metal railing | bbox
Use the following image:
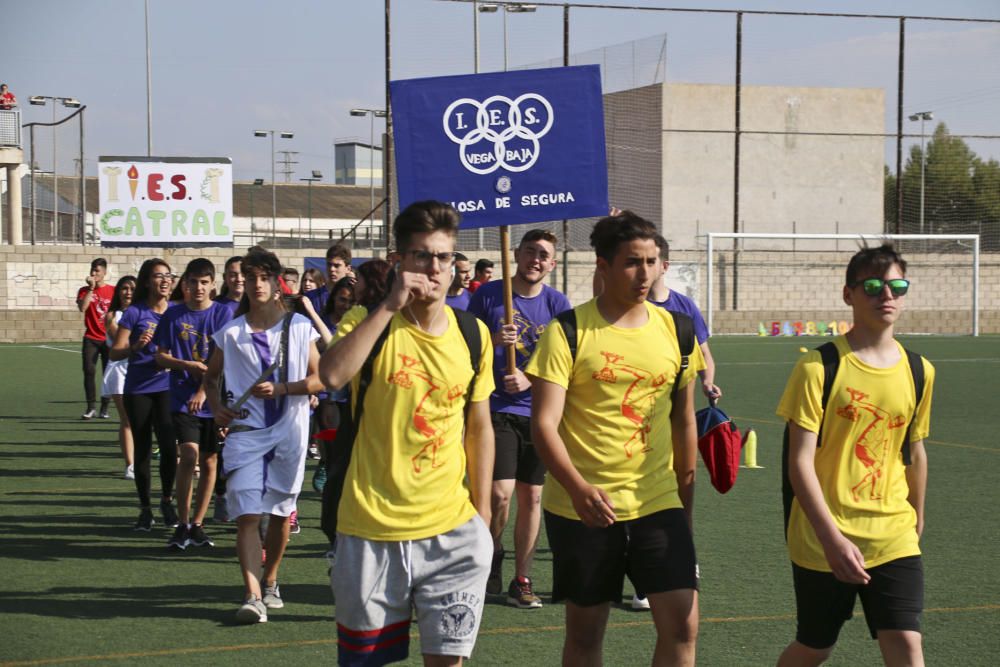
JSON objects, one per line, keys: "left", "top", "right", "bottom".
{"left": 0, "top": 108, "right": 21, "bottom": 148}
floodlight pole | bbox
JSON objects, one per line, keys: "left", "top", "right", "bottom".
{"left": 909, "top": 111, "right": 933, "bottom": 235}
{"left": 254, "top": 129, "right": 294, "bottom": 244}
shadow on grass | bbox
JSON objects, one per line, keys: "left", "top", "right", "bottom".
{"left": 0, "top": 583, "right": 333, "bottom": 624}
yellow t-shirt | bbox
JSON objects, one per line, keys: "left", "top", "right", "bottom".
{"left": 333, "top": 305, "right": 495, "bottom": 541}
{"left": 525, "top": 299, "right": 705, "bottom": 521}
{"left": 776, "top": 335, "right": 935, "bottom": 571}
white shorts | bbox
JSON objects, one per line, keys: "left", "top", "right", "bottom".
{"left": 332, "top": 515, "right": 492, "bottom": 664}
{"left": 102, "top": 360, "right": 128, "bottom": 397}
{"left": 225, "top": 456, "right": 299, "bottom": 519}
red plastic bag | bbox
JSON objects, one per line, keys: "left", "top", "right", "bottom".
{"left": 695, "top": 405, "right": 742, "bottom": 494}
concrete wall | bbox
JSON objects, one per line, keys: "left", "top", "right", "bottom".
{"left": 1, "top": 245, "right": 996, "bottom": 342}
{"left": 660, "top": 83, "right": 885, "bottom": 249}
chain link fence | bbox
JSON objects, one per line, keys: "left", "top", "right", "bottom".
{"left": 388, "top": 1, "right": 1000, "bottom": 255}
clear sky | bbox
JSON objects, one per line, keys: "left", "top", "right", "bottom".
{"left": 4, "top": 0, "right": 999, "bottom": 181}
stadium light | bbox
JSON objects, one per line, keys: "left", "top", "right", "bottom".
{"left": 28, "top": 95, "right": 84, "bottom": 241}
{"left": 908, "top": 111, "right": 934, "bottom": 235}
{"left": 348, "top": 108, "right": 386, "bottom": 228}
{"left": 253, "top": 129, "right": 294, "bottom": 242}
{"left": 478, "top": 2, "right": 537, "bottom": 71}
{"left": 300, "top": 170, "right": 324, "bottom": 236}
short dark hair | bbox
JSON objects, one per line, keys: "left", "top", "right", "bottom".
{"left": 282, "top": 267, "right": 299, "bottom": 278}
{"left": 224, "top": 256, "right": 242, "bottom": 272}
{"left": 846, "top": 243, "right": 907, "bottom": 286}
{"left": 475, "top": 258, "right": 494, "bottom": 274}
{"left": 654, "top": 235, "right": 669, "bottom": 261}
{"left": 241, "top": 247, "right": 282, "bottom": 279}
{"left": 520, "top": 229, "right": 557, "bottom": 248}
{"left": 393, "top": 200, "right": 460, "bottom": 252}
{"left": 453, "top": 252, "right": 469, "bottom": 263}
{"left": 589, "top": 210, "right": 658, "bottom": 261}
{"left": 182, "top": 257, "right": 215, "bottom": 281}
{"left": 91, "top": 258, "right": 107, "bottom": 271}
{"left": 326, "top": 243, "right": 352, "bottom": 263}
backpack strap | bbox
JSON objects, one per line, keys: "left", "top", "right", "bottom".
{"left": 555, "top": 309, "right": 578, "bottom": 362}
{"left": 352, "top": 316, "right": 393, "bottom": 428}
{"left": 669, "top": 311, "right": 695, "bottom": 401}
{"left": 783, "top": 340, "right": 839, "bottom": 540}
{"left": 815, "top": 341, "right": 840, "bottom": 448}
{"left": 278, "top": 312, "right": 293, "bottom": 385}
{"left": 452, "top": 308, "right": 483, "bottom": 413}
{"left": 901, "top": 348, "right": 926, "bottom": 466}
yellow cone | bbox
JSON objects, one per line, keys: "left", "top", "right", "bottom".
{"left": 743, "top": 428, "right": 764, "bottom": 469}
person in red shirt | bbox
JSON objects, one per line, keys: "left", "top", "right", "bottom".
{"left": 77, "top": 258, "right": 116, "bottom": 419}
{"left": 0, "top": 84, "right": 16, "bottom": 110}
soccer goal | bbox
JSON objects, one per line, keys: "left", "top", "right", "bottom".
{"left": 705, "top": 233, "right": 981, "bottom": 336}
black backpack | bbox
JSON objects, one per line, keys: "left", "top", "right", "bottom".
{"left": 320, "top": 308, "right": 483, "bottom": 544}
{"left": 781, "top": 341, "right": 926, "bottom": 538}
{"left": 554, "top": 307, "right": 696, "bottom": 401}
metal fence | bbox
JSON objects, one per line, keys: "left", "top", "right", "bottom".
{"left": 386, "top": 1, "right": 1000, "bottom": 256}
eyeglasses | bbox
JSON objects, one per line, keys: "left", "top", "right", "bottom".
{"left": 852, "top": 277, "right": 910, "bottom": 297}
{"left": 404, "top": 250, "right": 455, "bottom": 269}
{"left": 151, "top": 272, "right": 177, "bottom": 281}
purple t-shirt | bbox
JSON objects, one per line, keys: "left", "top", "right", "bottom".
{"left": 215, "top": 295, "right": 241, "bottom": 319}
{"left": 649, "top": 290, "right": 709, "bottom": 344}
{"left": 154, "top": 301, "right": 233, "bottom": 416}
{"left": 445, "top": 290, "right": 471, "bottom": 311}
{"left": 305, "top": 285, "right": 329, "bottom": 317}
{"left": 468, "top": 280, "right": 571, "bottom": 416}
{"left": 119, "top": 303, "right": 169, "bottom": 394}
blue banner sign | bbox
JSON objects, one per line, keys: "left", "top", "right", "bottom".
{"left": 390, "top": 65, "right": 608, "bottom": 229}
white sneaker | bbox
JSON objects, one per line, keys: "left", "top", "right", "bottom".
{"left": 262, "top": 582, "right": 284, "bottom": 609}
{"left": 235, "top": 597, "right": 267, "bottom": 624}
{"left": 631, "top": 594, "right": 651, "bottom": 611}
{"left": 124, "top": 464, "right": 135, "bottom": 480}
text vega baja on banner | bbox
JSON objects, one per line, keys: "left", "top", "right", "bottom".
{"left": 391, "top": 65, "right": 608, "bottom": 228}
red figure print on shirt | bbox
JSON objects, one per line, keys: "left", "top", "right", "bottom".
{"left": 835, "top": 387, "right": 907, "bottom": 502}
{"left": 592, "top": 351, "right": 669, "bottom": 458}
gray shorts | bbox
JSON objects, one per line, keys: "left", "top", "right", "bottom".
{"left": 331, "top": 514, "right": 492, "bottom": 663}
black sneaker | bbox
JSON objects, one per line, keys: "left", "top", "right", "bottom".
{"left": 167, "top": 524, "right": 189, "bottom": 550}
{"left": 486, "top": 548, "right": 504, "bottom": 595}
{"left": 187, "top": 523, "right": 214, "bottom": 547}
{"left": 152, "top": 446, "right": 160, "bottom": 461}
{"left": 160, "top": 500, "right": 179, "bottom": 528}
{"left": 98, "top": 410, "right": 110, "bottom": 419}
{"left": 133, "top": 507, "right": 155, "bottom": 531}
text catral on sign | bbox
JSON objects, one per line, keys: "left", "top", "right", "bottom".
{"left": 390, "top": 65, "right": 608, "bottom": 229}
{"left": 98, "top": 156, "right": 233, "bottom": 246}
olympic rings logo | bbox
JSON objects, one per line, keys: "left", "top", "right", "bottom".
{"left": 442, "top": 93, "right": 554, "bottom": 175}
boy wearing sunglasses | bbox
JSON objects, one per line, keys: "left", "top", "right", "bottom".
{"left": 776, "top": 244, "right": 935, "bottom": 666}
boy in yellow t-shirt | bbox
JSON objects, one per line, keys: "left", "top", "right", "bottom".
{"left": 318, "top": 201, "right": 495, "bottom": 667}
{"left": 776, "top": 244, "right": 934, "bottom": 666}
{"left": 526, "top": 211, "right": 704, "bottom": 666}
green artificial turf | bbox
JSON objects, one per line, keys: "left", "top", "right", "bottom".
{"left": 1, "top": 336, "right": 997, "bottom": 665}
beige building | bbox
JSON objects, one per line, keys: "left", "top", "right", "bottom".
{"left": 605, "top": 82, "right": 886, "bottom": 249}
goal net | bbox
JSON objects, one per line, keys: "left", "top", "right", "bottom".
{"left": 705, "top": 233, "right": 981, "bottom": 336}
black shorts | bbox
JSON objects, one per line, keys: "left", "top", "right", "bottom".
{"left": 172, "top": 412, "right": 220, "bottom": 455}
{"left": 792, "top": 555, "right": 923, "bottom": 649}
{"left": 545, "top": 508, "right": 698, "bottom": 606}
{"left": 491, "top": 412, "right": 545, "bottom": 485}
